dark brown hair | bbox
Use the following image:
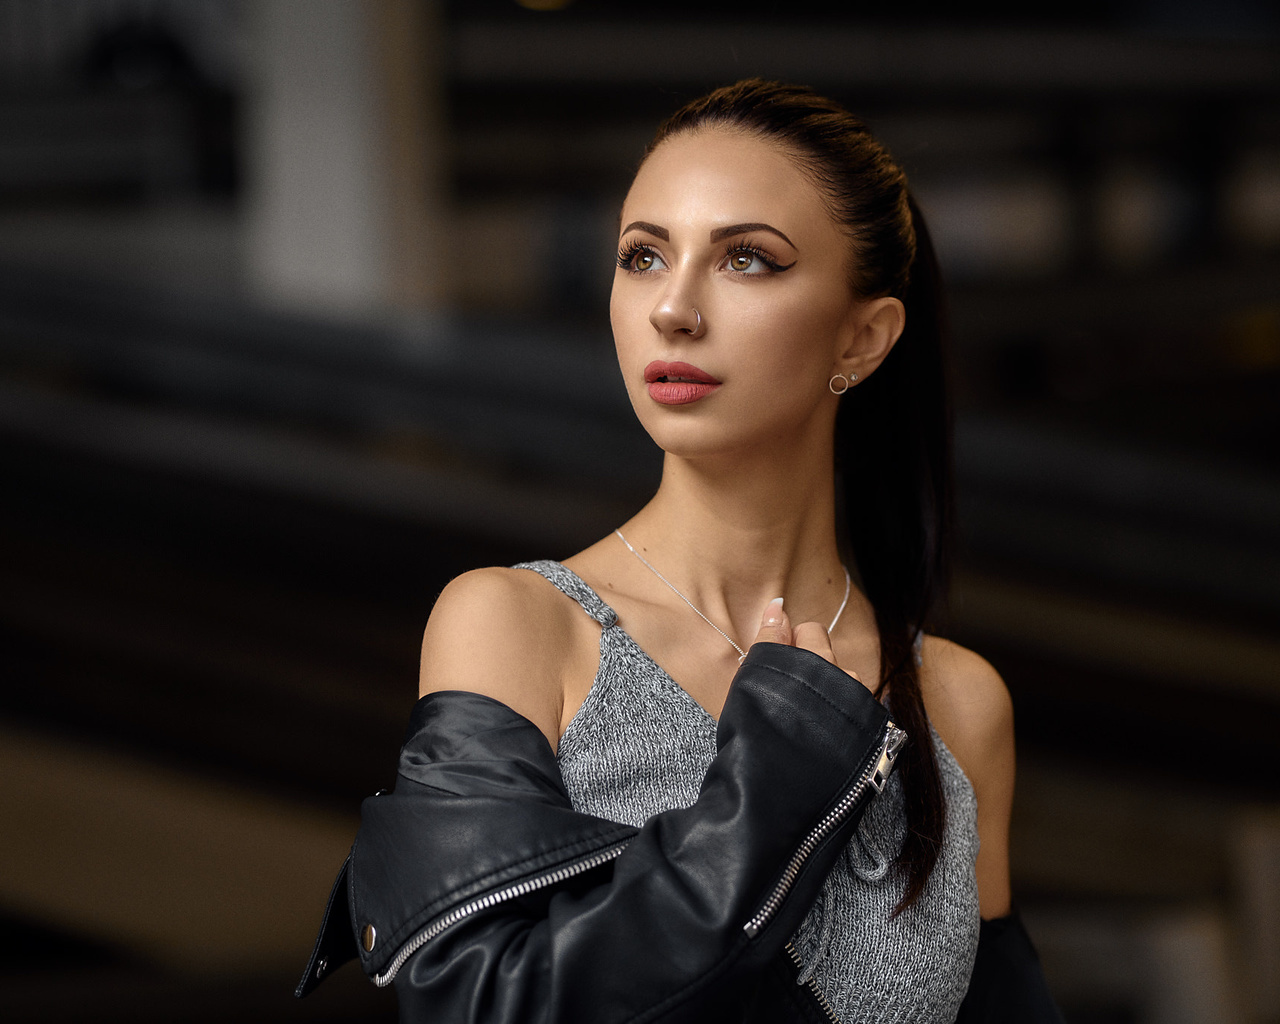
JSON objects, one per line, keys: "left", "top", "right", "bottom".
{"left": 646, "top": 79, "right": 953, "bottom": 913}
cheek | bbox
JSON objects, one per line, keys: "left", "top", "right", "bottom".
{"left": 610, "top": 276, "right": 647, "bottom": 330}
{"left": 608, "top": 281, "right": 623, "bottom": 336}
{"left": 610, "top": 288, "right": 640, "bottom": 368}
{"left": 610, "top": 284, "right": 654, "bottom": 408}
{"left": 732, "top": 288, "right": 847, "bottom": 377}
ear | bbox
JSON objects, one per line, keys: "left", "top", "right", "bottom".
{"left": 835, "top": 296, "right": 905, "bottom": 381}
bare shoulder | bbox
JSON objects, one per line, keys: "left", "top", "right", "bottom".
{"left": 419, "top": 566, "right": 585, "bottom": 750}
{"left": 917, "top": 636, "right": 1015, "bottom": 794}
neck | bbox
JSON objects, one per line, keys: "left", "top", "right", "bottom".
{"left": 619, "top": 441, "right": 854, "bottom": 645}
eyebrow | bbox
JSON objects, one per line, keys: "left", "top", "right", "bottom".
{"left": 620, "top": 220, "right": 668, "bottom": 240}
{"left": 619, "top": 220, "right": 797, "bottom": 250}
{"left": 709, "top": 222, "right": 797, "bottom": 248}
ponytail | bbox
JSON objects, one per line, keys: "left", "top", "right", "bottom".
{"left": 837, "top": 195, "right": 953, "bottom": 912}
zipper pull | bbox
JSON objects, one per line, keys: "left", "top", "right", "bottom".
{"left": 869, "top": 724, "right": 907, "bottom": 795}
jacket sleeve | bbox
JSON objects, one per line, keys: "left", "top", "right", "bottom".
{"left": 361, "top": 642, "right": 895, "bottom": 1024}
{"left": 953, "top": 913, "right": 1066, "bottom": 1024}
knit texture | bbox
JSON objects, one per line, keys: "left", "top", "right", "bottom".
{"left": 520, "top": 560, "right": 980, "bottom": 1022}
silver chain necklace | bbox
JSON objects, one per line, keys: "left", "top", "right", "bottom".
{"left": 614, "top": 529, "right": 852, "bottom": 664}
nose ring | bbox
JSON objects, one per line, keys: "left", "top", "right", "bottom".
{"left": 689, "top": 307, "right": 705, "bottom": 338}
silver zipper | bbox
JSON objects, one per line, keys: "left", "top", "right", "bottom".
{"left": 742, "top": 722, "right": 907, "bottom": 940}
{"left": 785, "top": 940, "right": 842, "bottom": 1023}
{"left": 373, "top": 839, "right": 630, "bottom": 986}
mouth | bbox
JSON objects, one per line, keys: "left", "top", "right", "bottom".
{"left": 644, "top": 361, "right": 721, "bottom": 385}
{"left": 643, "top": 360, "right": 721, "bottom": 406}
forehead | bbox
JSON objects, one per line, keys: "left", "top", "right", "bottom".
{"left": 621, "top": 128, "right": 834, "bottom": 235}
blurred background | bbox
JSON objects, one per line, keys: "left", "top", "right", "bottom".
{"left": 0, "top": 1, "right": 1277, "bottom": 1021}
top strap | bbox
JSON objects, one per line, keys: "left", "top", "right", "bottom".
{"left": 515, "top": 560, "right": 619, "bottom": 628}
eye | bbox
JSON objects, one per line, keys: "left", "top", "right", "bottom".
{"left": 726, "top": 249, "right": 767, "bottom": 274}
{"left": 722, "top": 243, "right": 794, "bottom": 276}
{"left": 617, "top": 242, "right": 666, "bottom": 273}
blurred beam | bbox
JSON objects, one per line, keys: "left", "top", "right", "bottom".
{"left": 450, "top": 23, "right": 1280, "bottom": 94}
{"left": 0, "top": 378, "right": 637, "bottom": 553}
{"left": 0, "top": 721, "right": 357, "bottom": 974}
{"left": 953, "top": 571, "right": 1280, "bottom": 701}
{"left": 1012, "top": 758, "right": 1231, "bottom": 902}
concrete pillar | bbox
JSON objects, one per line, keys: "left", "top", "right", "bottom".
{"left": 1137, "top": 909, "right": 1246, "bottom": 1024}
{"left": 1234, "top": 811, "right": 1280, "bottom": 1022}
{"left": 243, "top": 0, "right": 447, "bottom": 319}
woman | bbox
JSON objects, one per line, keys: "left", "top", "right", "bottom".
{"left": 298, "top": 79, "right": 1062, "bottom": 1022}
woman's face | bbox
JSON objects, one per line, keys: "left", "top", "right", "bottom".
{"left": 610, "top": 128, "right": 867, "bottom": 461}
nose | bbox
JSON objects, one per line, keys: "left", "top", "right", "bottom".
{"left": 649, "top": 297, "right": 705, "bottom": 339}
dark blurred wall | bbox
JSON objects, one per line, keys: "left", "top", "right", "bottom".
{"left": 0, "top": 3, "right": 1278, "bottom": 1023}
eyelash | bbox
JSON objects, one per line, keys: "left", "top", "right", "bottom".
{"left": 616, "top": 240, "right": 653, "bottom": 273}
{"left": 614, "top": 239, "right": 793, "bottom": 274}
{"left": 723, "top": 241, "right": 789, "bottom": 273}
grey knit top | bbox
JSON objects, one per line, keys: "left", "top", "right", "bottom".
{"left": 520, "top": 560, "right": 981, "bottom": 1023}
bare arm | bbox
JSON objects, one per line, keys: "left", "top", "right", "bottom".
{"left": 920, "top": 637, "right": 1015, "bottom": 920}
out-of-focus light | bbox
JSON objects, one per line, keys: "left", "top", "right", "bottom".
{"left": 916, "top": 173, "right": 1073, "bottom": 280}
{"left": 515, "top": 0, "right": 574, "bottom": 10}
{"left": 1225, "top": 150, "right": 1280, "bottom": 251}
{"left": 1095, "top": 163, "right": 1193, "bottom": 271}
{"left": 1222, "top": 307, "right": 1280, "bottom": 371}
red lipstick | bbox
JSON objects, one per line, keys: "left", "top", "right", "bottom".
{"left": 643, "top": 361, "right": 721, "bottom": 405}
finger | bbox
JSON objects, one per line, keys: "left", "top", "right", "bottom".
{"left": 751, "top": 597, "right": 792, "bottom": 647}
{"left": 792, "top": 621, "right": 836, "bottom": 665}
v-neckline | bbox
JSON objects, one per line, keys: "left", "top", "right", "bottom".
{"left": 611, "top": 623, "right": 722, "bottom": 726}
{"left": 547, "top": 560, "right": 723, "bottom": 728}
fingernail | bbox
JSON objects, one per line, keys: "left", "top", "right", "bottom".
{"left": 763, "top": 597, "right": 785, "bottom": 626}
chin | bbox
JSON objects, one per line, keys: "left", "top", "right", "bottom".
{"left": 639, "top": 418, "right": 765, "bottom": 463}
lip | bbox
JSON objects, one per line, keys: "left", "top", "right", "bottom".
{"left": 643, "top": 361, "right": 721, "bottom": 385}
{"left": 643, "top": 360, "right": 722, "bottom": 406}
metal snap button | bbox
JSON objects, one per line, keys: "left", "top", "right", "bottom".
{"left": 361, "top": 923, "right": 377, "bottom": 951}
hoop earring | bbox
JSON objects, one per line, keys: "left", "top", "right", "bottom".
{"left": 828, "top": 372, "right": 860, "bottom": 395}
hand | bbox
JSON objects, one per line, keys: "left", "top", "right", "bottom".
{"left": 751, "top": 598, "right": 864, "bottom": 686}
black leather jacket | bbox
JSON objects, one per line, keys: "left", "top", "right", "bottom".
{"left": 298, "top": 642, "right": 904, "bottom": 1022}
{"left": 296, "top": 641, "right": 1063, "bottom": 1023}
